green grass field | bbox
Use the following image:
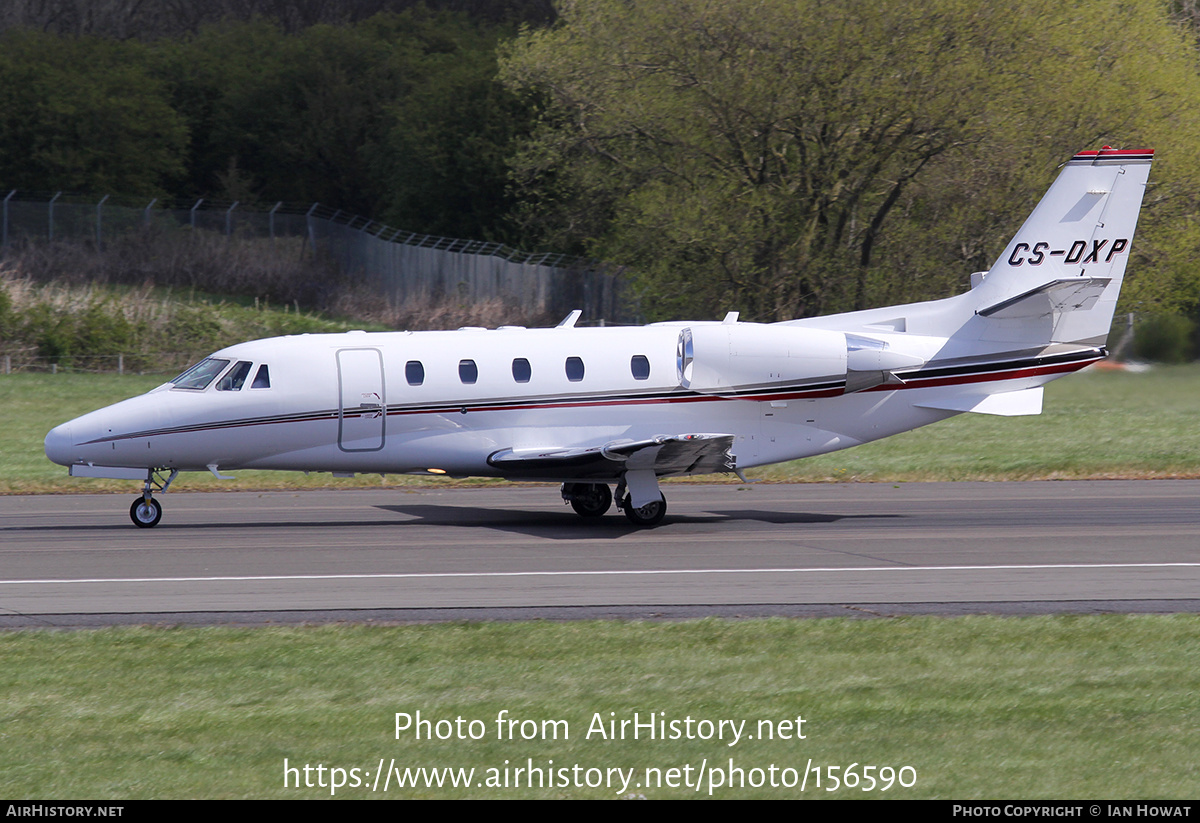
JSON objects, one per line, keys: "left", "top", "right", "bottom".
{"left": 3, "top": 365, "right": 1199, "bottom": 799}
{"left": 5, "top": 363, "right": 1200, "bottom": 493}
{"left": 2, "top": 616, "right": 1199, "bottom": 799}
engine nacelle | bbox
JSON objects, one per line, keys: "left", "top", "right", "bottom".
{"left": 677, "top": 324, "right": 848, "bottom": 394}
{"left": 676, "top": 324, "right": 926, "bottom": 396}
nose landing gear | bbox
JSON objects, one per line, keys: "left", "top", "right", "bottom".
{"left": 129, "top": 468, "right": 177, "bottom": 528}
{"left": 130, "top": 497, "right": 162, "bottom": 528}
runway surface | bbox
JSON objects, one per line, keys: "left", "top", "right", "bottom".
{"left": 1, "top": 480, "right": 1197, "bottom": 626}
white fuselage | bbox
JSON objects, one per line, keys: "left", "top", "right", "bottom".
{"left": 43, "top": 319, "right": 1093, "bottom": 482}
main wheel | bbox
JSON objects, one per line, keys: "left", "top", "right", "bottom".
{"left": 564, "top": 483, "right": 613, "bottom": 517}
{"left": 130, "top": 497, "right": 162, "bottom": 528}
{"left": 622, "top": 494, "right": 666, "bottom": 527}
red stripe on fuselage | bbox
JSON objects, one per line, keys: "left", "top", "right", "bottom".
{"left": 83, "top": 352, "right": 1101, "bottom": 444}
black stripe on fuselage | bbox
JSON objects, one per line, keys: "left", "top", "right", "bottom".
{"left": 79, "top": 347, "right": 1103, "bottom": 445}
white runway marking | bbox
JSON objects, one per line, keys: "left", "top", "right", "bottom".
{"left": 5, "top": 561, "right": 1200, "bottom": 586}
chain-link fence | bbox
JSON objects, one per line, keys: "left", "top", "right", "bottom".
{"left": 1, "top": 191, "right": 628, "bottom": 323}
{"left": 1, "top": 351, "right": 195, "bottom": 376}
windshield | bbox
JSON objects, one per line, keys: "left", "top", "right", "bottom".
{"left": 171, "top": 358, "right": 231, "bottom": 390}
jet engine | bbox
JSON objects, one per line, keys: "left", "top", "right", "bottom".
{"left": 676, "top": 324, "right": 923, "bottom": 396}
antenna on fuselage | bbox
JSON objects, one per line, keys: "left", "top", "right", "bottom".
{"left": 557, "top": 309, "right": 582, "bottom": 328}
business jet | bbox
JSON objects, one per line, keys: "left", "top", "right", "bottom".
{"left": 44, "top": 147, "right": 1153, "bottom": 528}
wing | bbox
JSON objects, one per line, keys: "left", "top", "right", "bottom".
{"left": 486, "top": 433, "right": 735, "bottom": 481}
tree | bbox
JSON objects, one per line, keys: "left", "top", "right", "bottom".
{"left": 158, "top": 10, "right": 531, "bottom": 237}
{"left": 0, "top": 30, "right": 187, "bottom": 196}
{"left": 501, "top": 0, "right": 1200, "bottom": 321}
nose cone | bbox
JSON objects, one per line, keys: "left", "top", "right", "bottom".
{"left": 44, "top": 422, "right": 76, "bottom": 466}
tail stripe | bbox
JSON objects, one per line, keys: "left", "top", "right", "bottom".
{"left": 1069, "top": 148, "right": 1153, "bottom": 164}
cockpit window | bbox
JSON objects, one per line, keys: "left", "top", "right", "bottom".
{"left": 171, "top": 358, "right": 231, "bottom": 390}
{"left": 251, "top": 364, "right": 271, "bottom": 389}
{"left": 217, "top": 361, "right": 254, "bottom": 391}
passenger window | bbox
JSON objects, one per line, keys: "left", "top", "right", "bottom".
{"left": 406, "top": 361, "right": 425, "bottom": 386}
{"left": 631, "top": 355, "right": 650, "bottom": 380}
{"left": 251, "top": 364, "right": 271, "bottom": 389}
{"left": 512, "top": 358, "right": 531, "bottom": 383}
{"left": 459, "top": 359, "right": 478, "bottom": 384}
{"left": 565, "top": 356, "right": 585, "bottom": 382}
{"left": 217, "top": 360, "right": 253, "bottom": 391}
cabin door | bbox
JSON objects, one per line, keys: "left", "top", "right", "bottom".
{"left": 337, "top": 348, "right": 385, "bottom": 452}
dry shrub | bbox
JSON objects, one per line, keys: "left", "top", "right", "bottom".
{"left": 328, "top": 286, "right": 554, "bottom": 330}
{"left": 3, "top": 228, "right": 344, "bottom": 309}
{"left": 0, "top": 236, "right": 568, "bottom": 374}
{"left": 2, "top": 231, "right": 560, "bottom": 332}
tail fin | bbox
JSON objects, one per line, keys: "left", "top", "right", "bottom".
{"left": 972, "top": 148, "right": 1153, "bottom": 346}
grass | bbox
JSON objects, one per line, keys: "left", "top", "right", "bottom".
{"left": 1, "top": 616, "right": 1198, "bottom": 799}
{"left": 5, "top": 368, "right": 1200, "bottom": 798}
{"left": 5, "top": 363, "right": 1200, "bottom": 493}
{"left": 758, "top": 362, "right": 1200, "bottom": 482}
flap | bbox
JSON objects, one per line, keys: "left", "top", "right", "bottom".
{"left": 487, "top": 433, "right": 735, "bottom": 479}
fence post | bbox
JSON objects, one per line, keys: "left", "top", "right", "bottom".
{"left": 143, "top": 198, "right": 157, "bottom": 228}
{"left": 190, "top": 199, "right": 203, "bottom": 229}
{"left": 306, "top": 203, "right": 320, "bottom": 257}
{"left": 225, "top": 201, "right": 238, "bottom": 236}
{"left": 96, "top": 194, "right": 109, "bottom": 249}
{"left": 2, "top": 190, "right": 14, "bottom": 248}
{"left": 48, "top": 191, "right": 61, "bottom": 241}
{"left": 269, "top": 201, "right": 282, "bottom": 243}
{"left": 118, "top": 354, "right": 124, "bottom": 375}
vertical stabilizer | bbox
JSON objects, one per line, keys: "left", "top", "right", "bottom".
{"left": 973, "top": 148, "right": 1153, "bottom": 346}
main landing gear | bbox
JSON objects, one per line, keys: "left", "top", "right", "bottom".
{"left": 561, "top": 482, "right": 612, "bottom": 517}
{"left": 560, "top": 480, "right": 668, "bottom": 527}
{"left": 130, "top": 468, "right": 178, "bottom": 528}
{"left": 619, "top": 493, "right": 667, "bottom": 527}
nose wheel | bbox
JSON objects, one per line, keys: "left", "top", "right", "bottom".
{"left": 127, "top": 468, "right": 176, "bottom": 528}
{"left": 130, "top": 497, "right": 163, "bottom": 528}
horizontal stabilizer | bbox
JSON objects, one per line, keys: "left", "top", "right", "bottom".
{"left": 915, "top": 386, "right": 1043, "bottom": 417}
{"left": 977, "top": 278, "right": 1111, "bottom": 319}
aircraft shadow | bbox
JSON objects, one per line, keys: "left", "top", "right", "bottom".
{"left": 5, "top": 506, "right": 899, "bottom": 539}
{"left": 369, "top": 504, "right": 900, "bottom": 540}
